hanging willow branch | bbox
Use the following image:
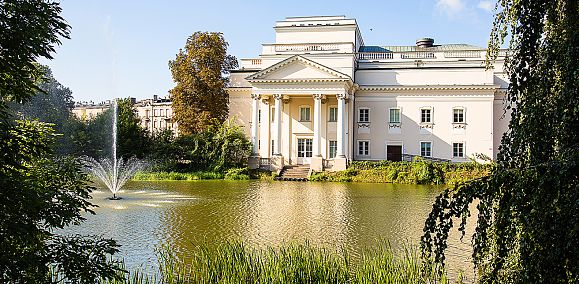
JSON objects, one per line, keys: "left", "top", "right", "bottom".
{"left": 421, "top": 0, "right": 579, "bottom": 282}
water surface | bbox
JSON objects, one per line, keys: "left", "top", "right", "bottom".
{"left": 59, "top": 180, "right": 474, "bottom": 277}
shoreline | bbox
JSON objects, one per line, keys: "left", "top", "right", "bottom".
{"left": 133, "top": 160, "right": 490, "bottom": 186}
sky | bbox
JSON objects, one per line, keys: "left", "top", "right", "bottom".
{"left": 40, "top": 0, "right": 497, "bottom": 103}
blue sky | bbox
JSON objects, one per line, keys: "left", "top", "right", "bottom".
{"left": 41, "top": 0, "right": 497, "bottom": 102}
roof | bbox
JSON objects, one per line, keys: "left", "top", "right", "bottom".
{"left": 359, "top": 44, "right": 484, "bottom": 53}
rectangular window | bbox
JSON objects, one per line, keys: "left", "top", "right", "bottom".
{"left": 358, "top": 140, "right": 369, "bottom": 156}
{"left": 389, "top": 108, "right": 401, "bottom": 123}
{"left": 420, "top": 142, "right": 432, "bottom": 157}
{"left": 258, "top": 109, "right": 262, "bottom": 123}
{"left": 421, "top": 108, "right": 432, "bottom": 123}
{"left": 328, "top": 107, "right": 338, "bottom": 122}
{"left": 453, "top": 108, "right": 464, "bottom": 123}
{"left": 453, "top": 142, "right": 464, "bottom": 158}
{"left": 358, "top": 108, "right": 369, "bottom": 122}
{"left": 329, "top": 141, "right": 337, "bottom": 158}
{"left": 300, "top": 106, "right": 311, "bottom": 122}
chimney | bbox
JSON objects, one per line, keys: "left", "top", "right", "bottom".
{"left": 416, "top": 38, "right": 434, "bottom": 48}
{"left": 153, "top": 94, "right": 158, "bottom": 101}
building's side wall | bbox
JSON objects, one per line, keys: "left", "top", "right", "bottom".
{"left": 354, "top": 90, "right": 495, "bottom": 162}
{"left": 228, "top": 91, "right": 253, "bottom": 139}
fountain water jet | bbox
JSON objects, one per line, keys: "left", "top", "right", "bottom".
{"left": 83, "top": 99, "right": 144, "bottom": 200}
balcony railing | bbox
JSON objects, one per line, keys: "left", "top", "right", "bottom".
{"left": 259, "top": 158, "right": 271, "bottom": 170}
{"left": 443, "top": 50, "right": 482, "bottom": 58}
{"left": 357, "top": 52, "right": 394, "bottom": 60}
{"left": 400, "top": 52, "right": 436, "bottom": 59}
{"left": 275, "top": 43, "right": 340, "bottom": 52}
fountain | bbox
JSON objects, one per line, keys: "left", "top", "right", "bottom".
{"left": 83, "top": 99, "right": 143, "bottom": 200}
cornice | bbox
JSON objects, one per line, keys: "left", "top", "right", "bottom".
{"left": 358, "top": 85, "right": 499, "bottom": 92}
{"left": 225, "top": 87, "right": 252, "bottom": 92}
{"left": 250, "top": 78, "right": 351, "bottom": 84}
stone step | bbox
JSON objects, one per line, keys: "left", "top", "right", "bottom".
{"left": 277, "top": 165, "right": 310, "bottom": 181}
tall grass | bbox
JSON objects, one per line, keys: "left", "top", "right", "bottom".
{"left": 91, "top": 241, "right": 459, "bottom": 284}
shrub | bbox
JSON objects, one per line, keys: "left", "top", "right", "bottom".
{"left": 224, "top": 168, "right": 250, "bottom": 180}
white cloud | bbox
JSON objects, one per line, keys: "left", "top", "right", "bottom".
{"left": 477, "top": 0, "right": 494, "bottom": 12}
{"left": 436, "top": 0, "right": 466, "bottom": 17}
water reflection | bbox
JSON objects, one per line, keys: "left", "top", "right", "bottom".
{"left": 58, "top": 180, "right": 474, "bottom": 278}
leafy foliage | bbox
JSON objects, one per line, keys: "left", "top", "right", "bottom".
{"left": 116, "top": 98, "right": 150, "bottom": 159}
{"left": 72, "top": 98, "right": 150, "bottom": 159}
{"left": 172, "top": 119, "right": 252, "bottom": 172}
{"left": 0, "top": 1, "right": 124, "bottom": 282}
{"left": 168, "top": 31, "right": 238, "bottom": 134}
{"left": 0, "top": 120, "right": 124, "bottom": 282}
{"left": 10, "top": 65, "right": 89, "bottom": 156}
{"left": 0, "top": 0, "right": 69, "bottom": 104}
{"left": 309, "top": 160, "right": 489, "bottom": 186}
{"left": 421, "top": 0, "right": 579, "bottom": 282}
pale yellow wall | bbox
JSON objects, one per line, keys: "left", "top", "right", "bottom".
{"left": 72, "top": 106, "right": 108, "bottom": 121}
{"left": 134, "top": 103, "right": 176, "bottom": 134}
{"left": 356, "top": 68, "right": 494, "bottom": 86}
{"left": 355, "top": 91, "right": 496, "bottom": 162}
{"left": 228, "top": 91, "right": 252, "bottom": 139}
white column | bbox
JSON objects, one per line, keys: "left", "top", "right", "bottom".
{"left": 313, "top": 94, "right": 323, "bottom": 157}
{"left": 273, "top": 94, "right": 282, "bottom": 155}
{"left": 337, "top": 93, "right": 347, "bottom": 158}
{"left": 250, "top": 94, "right": 260, "bottom": 155}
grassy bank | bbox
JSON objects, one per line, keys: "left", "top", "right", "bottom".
{"left": 89, "top": 241, "right": 459, "bottom": 284}
{"left": 310, "top": 160, "right": 490, "bottom": 186}
{"left": 132, "top": 168, "right": 276, "bottom": 181}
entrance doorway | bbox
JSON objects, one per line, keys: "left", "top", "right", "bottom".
{"left": 387, "top": 145, "right": 402, "bottom": 161}
{"left": 297, "top": 138, "right": 313, "bottom": 164}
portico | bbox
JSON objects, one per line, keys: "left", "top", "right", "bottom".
{"left": 246, "top": 56, "right": 354, "bottom": 172}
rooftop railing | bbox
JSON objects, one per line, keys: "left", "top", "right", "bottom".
{"left": 275, "top": 43, "right": 340, "bottom": 52}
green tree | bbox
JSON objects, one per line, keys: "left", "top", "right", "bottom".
{"left": 172, "top": 119, "right": 251, "bottom": 172}
{"left": 422, "top": 0, "right": 578, "bottom": 282}
{"left": 11, "top": 65, "right": 88, "bottom": 156}
{"left": 0, "top": 1, "right": 123, "bottom": 282}
{"left": 116, "top": 98, "right": 149, "bottom": 159}
{"left": 169, "top": 32, "right": 238, "bottom": 134}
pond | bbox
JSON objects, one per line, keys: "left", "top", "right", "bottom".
{"left": 59, "top": 180, "right": 475, "bottom": 278}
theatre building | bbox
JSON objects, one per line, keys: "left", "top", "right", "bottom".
{"left": 229, "top": 16, "right": 509, "bottom": 172}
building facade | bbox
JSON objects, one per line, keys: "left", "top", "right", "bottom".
{"left": 72, "top": 95, "right": 178, "bottom": 134}
{"left": 227, "top": 15, "right": 510, "bottom": 172}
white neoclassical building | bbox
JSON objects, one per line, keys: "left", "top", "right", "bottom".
{"left": 227, "top": 15, "right": 510, "bottom": 172}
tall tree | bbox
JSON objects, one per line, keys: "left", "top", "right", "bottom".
{"left": 422, "top": 0, "right": 578, "bottom": 282}
{"left": 169, "top": 32, "right": 238, "bottom": 134}
{"left": 11, "top": 65, "right": 87, "bottom": 156}
{"left": 0, "top": 1, "right": 123, "bottom": 282}
{"left": 116, "top": 97, "right": 149, "bottom": 158}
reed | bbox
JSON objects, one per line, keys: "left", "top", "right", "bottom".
{"left": 90, "top": 240, "right": 459, "bottom": 284}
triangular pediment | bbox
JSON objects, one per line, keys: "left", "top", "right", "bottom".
{"left": 246, "top": 55, "right": 351, "bottom": 81}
